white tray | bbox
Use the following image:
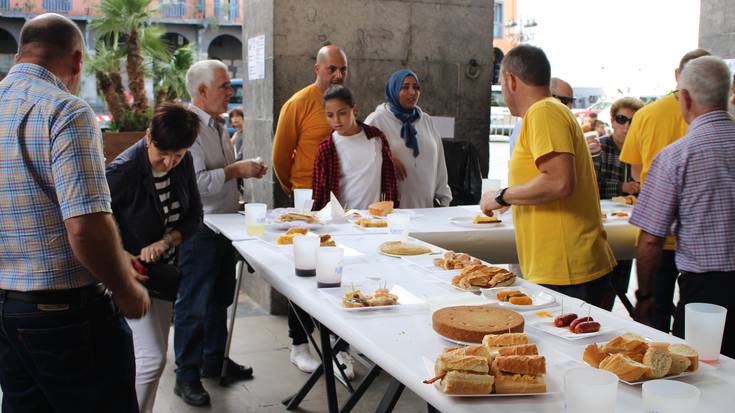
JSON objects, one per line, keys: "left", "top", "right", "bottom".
{"left": 318, "top": 284, "right": 424, "bottom": 312}
{"left": 481, "top": 287, "right": 556, "bottom": 311}
{"left": 448, "top": 216, "right": 504, "bottom": 228}
{"left": 528, "top": 315, "right": 618, "bottom": 340}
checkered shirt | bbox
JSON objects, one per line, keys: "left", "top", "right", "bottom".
{"left": 630, "top": 111, "right": 735, "bottom": 273}
{"left": 0, "top": 64, "right": 111, "bottom": 291}
{"left": 311, "top": 122, "right": 399, "bottom": 211}
{"left": 592, "top": 136, "right": 632, "bottom": 199}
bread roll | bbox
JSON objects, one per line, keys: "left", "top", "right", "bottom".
{"left": 440, "top": 371, "right": 494, "bottom": 394}
{"left": 583, "top": 343, "right": 610, "bottom": 368}
{"left": 601, "top": 333, "right": 646, "bottom": 353}
{"left": 668, "top": 343, "right": 699, "bottom": 372}
{"left": 667, "top": 353, "right": 691, "bottom": 375}
{"left": 599, "top": 353, "right": 649, "bottom": 382}
{"left": 642, "top": 347, "right": 673, "bottom": 379}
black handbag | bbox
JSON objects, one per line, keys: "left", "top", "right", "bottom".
{"left": 143, "top": 262, "right": 182, "bottom": 302}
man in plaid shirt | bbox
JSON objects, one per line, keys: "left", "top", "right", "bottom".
{"left": 0, "top": 14, "right": 148, "bottom": 412}
{"left": 631, "top": 56, "right": 735, "bottom": 357}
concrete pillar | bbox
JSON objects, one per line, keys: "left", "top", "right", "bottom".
{"left": 698, "top": 0, "right": 735, "bottom": 58}
{"left": 240, "top": 0, "right": 493, "bottom": 313}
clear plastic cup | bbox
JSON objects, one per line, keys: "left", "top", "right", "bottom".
{"left": 685, "top": 302, "right": 727, "bottom": 361}
{"left": 293, "top": 189, "right": 313, "bottom": 212}
{"left": 565, "top": 367, "right": 618, "bottom": 413}
{"left": 316, "top": 247, "right": 344, "bottom": 288}
{"left": 642, "top": 379, "right": 700, "bottom": 413}
{"left": 387, "top": 212, "right": 411, "bottom": 242}
{"left": 293, "top": 235, "right": 319, "bottom": 277}
{"left": 245, "top": 203, "right": 267, "bottom": 236}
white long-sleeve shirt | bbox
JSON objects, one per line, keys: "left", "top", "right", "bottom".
{"left": 364, "top": 103, "right": 452, "bottom": 208}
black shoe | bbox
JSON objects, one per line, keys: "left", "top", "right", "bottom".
{"left": 174, "top": 380, "right": 211, "bottom": 407}
{"left": 202, "top": 358, "right": 254, "bottom": 381}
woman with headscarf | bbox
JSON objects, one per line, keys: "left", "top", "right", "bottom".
{"left": 364, "top": 68, "right": 452, "bottom": 208}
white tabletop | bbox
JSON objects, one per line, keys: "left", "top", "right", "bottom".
{"left": 207, "top": 200, "right": 638, "bottom": 262}
{"left": 232, "top": 233, "right": 735, "bottom": 412}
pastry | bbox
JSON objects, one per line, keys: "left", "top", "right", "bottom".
{"left": 319, "top": 234, "right": 336, "bottom": 247}
{"left": 379, "top": 241, "right": 431, "bottom": 256}
{"left": 432, "top": 306, "right": 524, "bottom": 343}
{"left": 450, "top": 264, "right": 516, "bottom": 290}
{"left": 473, "top": 214, "right": 500, "bottom": 224}
{"left": 355, "top": 218, "right": 388, "bottom": 228}
{"left": 275, "top": 232, "right": 305, "bottom": 245}
{"left": 278, "top": 212, "right": 320, "bottom": 224}
{"left": 368, "top": 200, "right": 394, "bottom": 216}
{"left": 285, "top": 227, "right": 308, "bottom": 235}
{"left": 433, "top": 251, "right": 481, "bottom": 270}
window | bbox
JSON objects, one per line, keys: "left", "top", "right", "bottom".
{"left": 160, "top": 1, "right": 186, "bottom": 17}
{"left": 230, "top": 0, "right": 239, "bottom": 19}
{"left": 214, "top": 0, "right": 222, "bottom": 17}
{"left": 493, "top": 1, "right": 504, "bottom": 39}
{"left": 43, "top": 0, "right": 71, "bottom": 13}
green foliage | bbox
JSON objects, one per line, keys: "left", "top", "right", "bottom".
{"left": 108, "top": 109, "right": 152, "bottom": 133}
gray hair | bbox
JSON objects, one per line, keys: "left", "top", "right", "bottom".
{"left": 679, "top": 56, "right": 732, "bottom": 110}
{"left": 186, "top": 60, "right": 229, "bottom": 97}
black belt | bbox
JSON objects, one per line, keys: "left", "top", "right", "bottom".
{"left": 0, "top": 284, "right": 107, "bottom": 305}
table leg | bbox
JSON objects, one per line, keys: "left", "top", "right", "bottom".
{"left": 374, "top": 378, "right": 405, "bottom": 413}
{"left": 282, "top": 364, "right": 324, "bottom": 410}
{"left": 321, "top": 322, "right": 339, "bottom": 413}
{"left": 339, "top": 364, "right": 382, "bottom": 413}
{"left": 220, "top": 258, "right": 249, "bottom": 386}
{"left": 426, "top": 403, "right": 440, "bottom": 413}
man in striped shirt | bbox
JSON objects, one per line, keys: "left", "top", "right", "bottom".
{"left": 631, "top": 56, "right": 735, "bottom": 358}
{"left": 0, "top": 14, "right": 149, "bottom": 412}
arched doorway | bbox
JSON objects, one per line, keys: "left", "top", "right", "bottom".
{"left": 207, "top": 34, "right": 242, "bottom": 78}
{"left": 0, "top": 28, "right": 18, "bottom": 79}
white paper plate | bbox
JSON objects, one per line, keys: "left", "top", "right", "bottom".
{"left": 576, "top": 342, "right": 716, "bottom": 385}
{"left": 448, "top": 216, "right": 504, "bottom": 228}
{"left": 481, "top": 287, "right": 556, "bottom": 310}
{"left": 434, "top": 330, "right": 483, "bottom": 345}
{"left": 528, "top": 318, "right": 618, "bottom": 340}
{"left": 421, "top": 357, "right": 560, "bottom": 397}
{"left": 318, "top": 284, "right": 424, "bottom": 312}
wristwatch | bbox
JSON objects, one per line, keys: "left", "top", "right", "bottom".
{"left": 635, "top": 290, "right": 653, "bottom": 302}
{"left": 495, "top": 187, "right": 510, "bottom": 207}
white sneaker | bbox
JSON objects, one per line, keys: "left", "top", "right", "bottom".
{"left": 290, "top": 344, "right": 320, "bottom": 373}
{"left": 334, "top": 351, "right": 355, "bottom": 380}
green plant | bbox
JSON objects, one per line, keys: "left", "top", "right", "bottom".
{"left": 153, "top": 44, "right": 194, "bottom": 107}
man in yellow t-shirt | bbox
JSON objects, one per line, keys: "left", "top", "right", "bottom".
{"left": 619, "top": 48, "right": 710, "bottom": 333}
{"left": 481, "top": 45, "right": 616, "bottom": 307}
{"left": 272, "top": 45, "right": 348, "bottom": 194}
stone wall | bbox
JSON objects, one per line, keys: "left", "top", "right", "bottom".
{"left": 699, "top": 0, "right": 735, "bottom": 58}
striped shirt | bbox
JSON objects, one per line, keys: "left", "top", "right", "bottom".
{"left": 592, "top": 136, "right": 632, "bottom": 199}
{"left": 153, "top": 170, "right": 180, "bottom": 264}
{"left": 0, "top": 64, "right": 110, "bottom": 291}
{"left": 630, "top": 111, "right": 735, "bottom": 273}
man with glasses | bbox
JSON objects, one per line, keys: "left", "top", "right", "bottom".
{"left": 619, "top": 48, "right": 710, "bottom": 333}
{"left": 551, "top": 77, "right": 575, "bottom": 109}
{"left": 173, "top": 60, "right": 267, "bottom": 406}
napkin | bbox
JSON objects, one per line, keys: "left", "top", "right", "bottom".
{"left": 317, "top": 192, "right": 348, "bottom": 223}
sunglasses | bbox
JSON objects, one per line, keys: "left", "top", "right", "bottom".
{"left": 552, "top": 94, "right": 575, "bottom": 105}
{"left": 613, "top": 114, "right": 633, "bottom": 125}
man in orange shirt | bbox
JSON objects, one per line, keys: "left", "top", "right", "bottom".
{"left": 272, "top": 45, "right": 355, "bottom": 376}
{"left": 272, "top": 45, "right": 348, "bottom": 194}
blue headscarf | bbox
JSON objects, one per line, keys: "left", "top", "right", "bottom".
{"left": 385, "top": 69, "right": 421, "bottom": 157}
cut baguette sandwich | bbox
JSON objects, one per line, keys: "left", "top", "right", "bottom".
{"left": 444, "top": 345, "right": 495, "bottom": 365}
{"left": 497, "top": 344, "right": 538, "bottom": 356}
{"left": 482, "top": 333, "right": 528, "bottom": 349}
{"left": 426, "top": 353, "right": 494, "bottom": 394}
{"left": 434, "top": 353, "right": 489, "bottom": 376}
{"left": 599, "top": 353, "right": 649, "bottom": 382}
{"left": 491, "top": 355, "right": 546, "bottom": 394}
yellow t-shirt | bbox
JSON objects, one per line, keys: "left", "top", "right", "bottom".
{"left": 510, "top": 98, "right": 617, "bottom": 285}
{"left": 619, "top": 93, "right": 688, "bottom": 250}
{"left": 272, "top": 84, "right": 332, "bottom": 192}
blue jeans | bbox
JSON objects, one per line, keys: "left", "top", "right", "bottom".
{"left": 174, "top": 225, "right": 236, "bottom": 382}
{"left": 0, "top": 290, "right": 138, "bottom": 413}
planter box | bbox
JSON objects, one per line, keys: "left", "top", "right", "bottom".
{"left": 103, "top": 131, "right": 143, "bottom": 163}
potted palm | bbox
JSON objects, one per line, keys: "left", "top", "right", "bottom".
{"left": 88, "top": 0, "right": 171, "bottom": 161}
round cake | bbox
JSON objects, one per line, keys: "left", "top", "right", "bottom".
{"left": 432, "top": 306, "right": 524, "bottom": 343}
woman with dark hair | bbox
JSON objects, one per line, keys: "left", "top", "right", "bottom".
{"left": 228, "top": 107, "right": 245, "bottom": 159}
{"left": 106, "top": 102, "right": 203, "bottom": 413}
{"left": 365, "top": 68, "right": 452, "bottom": 208}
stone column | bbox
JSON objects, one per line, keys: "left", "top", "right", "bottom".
{"left": 699, "top": 0, "right": 735, "bottom": 58}
{"left": 241, "top": 0, "right": 493, "bottom": 313}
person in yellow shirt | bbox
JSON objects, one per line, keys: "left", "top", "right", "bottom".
{"left": 619, "top": 48, "right": 710, "bottom": 333}
{"left": 481, "top": 45, "right": 616, "bottom": 307}
{"left": 272, "top": 45, "right": 348, "bottom": 194}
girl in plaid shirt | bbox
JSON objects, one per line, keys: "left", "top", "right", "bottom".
{"left": 311, "top": 85, "right": 399, "bottom": 210}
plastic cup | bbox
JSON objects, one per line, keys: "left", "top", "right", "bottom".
{"left": 293, "top": 189, "right": 313, "bottom": 212}
{"left": 565, "top": 367, "right": 618, "bottom": 413}
{"left": 245, "top": 203, "right": 267, "bottom": 236}
{"left": 387, "top": 212, "right": 411, "bottom": 242}
{"left": 293, "top": 235, "right": 319, "bottom": 277}
{"left": 685, "top": 302, "right": 727, "bottom": 361}
{"left": 316, "top": 247, "right": 344, "bottom": 288}
{"left": 642, "top": 379, "right": 700, "bottom": 413}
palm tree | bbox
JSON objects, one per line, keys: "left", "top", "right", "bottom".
{"left": 91, "top": 0, "right": 168, "bottom": 116}
{"left": 154, "top": 44, "right": 195, "bottom": 107}
{"left": 85, "top": 42, "right": 127, "bottom": 123}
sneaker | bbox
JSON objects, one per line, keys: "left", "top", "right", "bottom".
{"left": 334, "top": 351, "right": 355, "bottom": 380}
{"left": 290, "top": 344, "right": 320, "bottom": 373}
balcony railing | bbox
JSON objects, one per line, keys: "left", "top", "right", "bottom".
{"left": 0, "top": 0, "right": 10, "bottom": 11}
{"left": 43, "top": 0, "right": 71, "bottom": 13}
{"left": 159, "top": 2, "right": 186, "bottom": 17}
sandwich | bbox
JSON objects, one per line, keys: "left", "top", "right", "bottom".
{"left": 275, "top": 232, "right": 305, "bottom": 245}
{"left": 443, "top": 345, "right": 495, "bottom": 365}
{"left": 491, "top": 355, "right": 547, "bottom": 394}
{"left": 355, "top": 217, "right": 388, "bottom": 228}
{"left": 473, "top": 214, "right": 500, "bottom": 224}
{"left": 482, "top": 333, "right": 529, "bottom": 355}
{"left": 368, "top": 200, "right": 394, "bottom": 217}
{"left": 424, "top": 353, "right": 494, "bottom": 394}
{"left": 598, "top": 353, "right": 649, "bottom": 382}
{"left": 497, "top": 343, "right": 538, "bottom": 356}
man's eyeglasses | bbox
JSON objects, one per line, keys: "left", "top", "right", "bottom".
{"left": 613, "top": 114, "right": 633, "bottom": 125}
{"left": 552, "top": 94, "right": 576, "bottom": 106}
